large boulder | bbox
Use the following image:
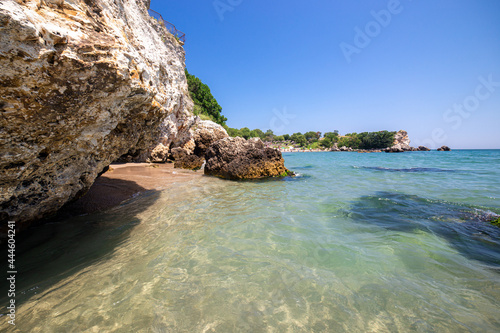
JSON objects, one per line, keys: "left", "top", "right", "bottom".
{"left": 418, "top": 146, "right": 431, "bottom": 151}
{"left": 0, "top": 0, "right": 190, "bottom": 228}
{"left": 204, "top": 137, "right": 293, "bottom": 180}
{"left": 145, "top": 117, "right": 228, "bottom": 163}
{"left": 192, "top": 120, "right": 229, "bottom": 156}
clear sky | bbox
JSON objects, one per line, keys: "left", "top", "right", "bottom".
{"left": 150, "top": 0, "right": 500, "bottom": 149}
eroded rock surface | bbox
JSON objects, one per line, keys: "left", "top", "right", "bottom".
{"left": 146, "top": 117, "right": 228, "bottom": 163}
{"left": 174, "top": 155, "right": 204, "bottom": 170}
{"left": 386, "top": 130, "right": 417, "bottom": 152}
{"left": 0, "top": 0, "right": 190, "bottom": 227}
{"left": 205, "top": 137, "right": 292, "bottom": 180}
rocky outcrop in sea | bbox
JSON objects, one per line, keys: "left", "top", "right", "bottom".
{"left": 204, "top": 137, "right": 292, "bottom": 180}
{"left": 437, "top": 146, "right": 451, "bottom": 151}
{"left": 385, "top": 130, "right": 415, "bottom": 152}
{"left": 384, "top": 130, "right": 433, "bottom": 152}
{"left": 0, "top": 0, "right": 190, "bottom": 228}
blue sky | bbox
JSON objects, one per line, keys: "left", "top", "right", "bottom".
{"left": 150, "top": 0, "right": 500, "bottom": 148}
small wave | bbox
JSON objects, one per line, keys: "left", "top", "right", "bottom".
{"left": 354, "top": 166, "right": 457, "bottom": 173}
{"left": 283, "top": 173, "right": 312, "bottom": 182}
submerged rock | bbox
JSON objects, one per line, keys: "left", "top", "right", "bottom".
{"left": 437, "top": 146, "right": 451, "bottom": 151}
{"left": 204, "top": 137, "right": 293, "bottom": 180}
{"left": 0, "top": 0, "right": 190, "bottom": 228}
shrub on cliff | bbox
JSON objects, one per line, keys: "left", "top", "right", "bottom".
{"left": 185, "top": 69, "right": 227, "bottom": 126}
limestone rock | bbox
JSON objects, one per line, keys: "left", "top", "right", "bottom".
{"left": 387, "top": 130, "right": 415, "bottom": 151}
{"left": 393, "top": 130, "right": 411, "bottom": 147}
{"left": 205, "top": 137, "right": 292, "bottom": 180}
{"left": 418, "top": 146, "right": 431, "bottom": 151}
{"left": 174, "top": 155, "right": 204, "bottom": 170}
{"left": 330, "top": 143, "right": 340, "bottom": 152}
{"left": 144, "top": 117, "right": 228, "bottom": 163}
{"left": 192, "top": 120, "right": 229, "bottom": 156}
{"left": 170, "top": 147, "right": 190, "bottom": 161}
{"left": 0, "top": 0, "right": 190, "bottom": 227}
{"left": 437, "top": 146, "right": 451, "bottom": 151}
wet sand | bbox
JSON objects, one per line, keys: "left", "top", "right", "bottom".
{"left": 63, "top": 163, "right": 203, "bottom": 215}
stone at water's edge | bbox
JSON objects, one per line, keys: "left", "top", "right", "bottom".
{"left": 174, "top": 155, "right": 204, "bottom": 171}
{"left": 0, "top": 0, "right": 191, "bottom": 229}
{"left": 204, "top": 137, "right": 293, "bottom": 180}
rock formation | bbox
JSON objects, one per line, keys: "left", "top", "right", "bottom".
{"left": 0, "top": 0, "right": 191, "bottom": 228}
{"left": 393, "top": 130, "right": 411, "bottom": 147}
{"left": 205, "top": 137, "right": 293, "bottom": 180}
{"left": 385, "top": 130, "right": 419, "bottom": 152}
{"left": 192, "top": 119, "right": 229, "bottom": 156}
{"left": 418, "top": 146, "right": 431, "bottom": 151}
{"left": 437, "top": 146, "right": 451, "bottom": 151}
{"left": 174, "top": 155, "right": 204, "bottom": 170}
{"left": 145, "top": 117, "right": 228, "bottom": 163}
{"left": 384, "top": 146, "right": 404, "bottom": 153}
{"left": 330, "top": 143, "right": 340, "bottom": 152}
{"left": 339, "top": 146, "right": 353, "bottom": 152}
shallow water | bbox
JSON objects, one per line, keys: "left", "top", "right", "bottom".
{"left": 2, "top": 150, "right": 500, "bottom": 332}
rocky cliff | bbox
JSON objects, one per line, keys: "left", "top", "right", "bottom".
{"left": 0, "top": 0, "right": 191, "bottom": 228}
{"left": 393, "top": 130, "right": 411, "bottom": 148}
{"left": 386, "top": 130, "right": 417, "bottom": 152}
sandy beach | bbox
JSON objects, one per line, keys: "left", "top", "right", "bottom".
{"left": 62, "top": 163, "right": 203, "bottom": 216}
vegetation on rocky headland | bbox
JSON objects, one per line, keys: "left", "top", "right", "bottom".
{"left": 226, "top": 128, "right": 397, "bottom": 150}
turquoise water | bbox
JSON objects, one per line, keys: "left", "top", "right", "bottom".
{"left": 2, "top": 150, "right": 500, "bottom": 332}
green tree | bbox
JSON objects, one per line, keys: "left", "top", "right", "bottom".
{"left": 240, "top": 127, "right": 251, "bottom": 139}
{"left": 291, "top": 132, "right": 307, "bottom": 147}
{"left": 251, "top": 129, "right": 265, "bottom": 139}
{"left": 283, "top": 134, "right": 290, "bottom": 141}
{"left": 227, "top": 127, "right": 241, "bottom": 137}
{"left": 335, "top": 131, "right": 395, "bottom": 149}
{"left": 185, "top": 69, "right": 227, "bottom": 126}
{"left": 274, "top": 135, "right": 285, "bottom": 142}
{"left": 320, "top": 137, "right": 332, "bottom": 148}
{"left": 304, "top": 131, "right": 320, "bottom": 143}
{"left": 263, "top": 129, "right": 274, "bottom": 141}
{"left": 324, "top": 131, "right": 339, "bottom": 143}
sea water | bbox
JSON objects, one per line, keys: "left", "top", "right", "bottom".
{"left": 1, "top": 150, "right": 500, "bottom": 332}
